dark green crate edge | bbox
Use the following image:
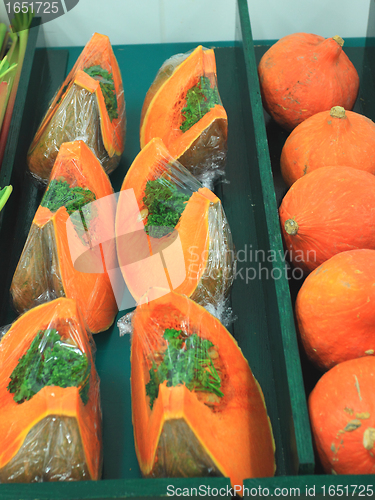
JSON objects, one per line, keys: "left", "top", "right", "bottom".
{"left": 237, "top": 0, "right": 315, "bottom": 475}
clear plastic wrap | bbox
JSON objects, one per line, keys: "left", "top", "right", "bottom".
{"left": 140, "top": 46, "right": 227, "bottom": 189}
{"left": 27, "top": 32, "right": 126, "bottom": 186}
{"left": 11, "top": 140, "right": 119, "bottom": 334}
{"left": 115, "top": 137, "right": 235, "bottom": 319}
{"left": 119, "top": 290, "right": 276, "bottom": 491}
{"left": 0, "top": 298, "right": 102, "bottom": 483}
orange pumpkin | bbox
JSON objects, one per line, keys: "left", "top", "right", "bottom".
{"left": 0, "top": 298, "right": 102, "bottom": 482}
{"left": 258, "top": 33, "right": 359, "bottom": 131}
{"left": 27, "top": 32, "right": 126, "bottom": 184}
{"left": 130, "top": 289, "right": 275, "bottom": 491}
{"left": 296, "top": 249, "right": 375, "bottom": 371}
{"left": 279, "top": 166, "right": 375, "bottom": 273}
{"left": 140, "top": 45, "right": 227, "bottom": 184}
{"left": 115, "top": 137, "right": 234, "bottom": 310}
{"left": 309, "top": 356, "right": 375, "bottom": 474}
{"left": 281, "top": 107, "right": 375, "bottom": 187}
{"left": 11, "top": 140, "right": 118, "bottom": 334}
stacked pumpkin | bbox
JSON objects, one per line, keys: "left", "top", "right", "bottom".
{"left": 259, "top": 33, "right": 375, "bottom": 474}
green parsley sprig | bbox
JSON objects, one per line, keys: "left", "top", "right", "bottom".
{"left": 143, "top": 178, "right": 190, "bottom": 238}
{"left": 84, "top": 65, "right": 118, "bottom": 121}
{"left": 7, "top": 329, "right": 90, "bottom": 405}
{"left": 146, "top": 328, "right": 224, "bottom": 409}
{"left": 180, "top": 76, "right": 220, "bottom": 133}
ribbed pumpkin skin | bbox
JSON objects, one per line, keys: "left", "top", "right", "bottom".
{"left": 279, "top": 166, "right": 375, "bottom": 273}
{"left": 309, "top": 357, "right": 375, "bottom": 475}
{"left": 258, "top": 33, "right": 359, "bottom": 131}
{"left": 296, "top": 249, "right": 375, "bottom": 371}
{"left": 281, "top": 108, "right": 375, "bottom": 187}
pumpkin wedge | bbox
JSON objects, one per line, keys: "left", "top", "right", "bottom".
{"left": 129, "top": 289, "right": 276, "bottom": 490}
{"left": 0, "top": 298, "right": 102, "bottom": 483}
{"left": 11, "top": 140, "right": 118, "bottom": 334}
{"left": 115, "top": 137, "right": 234, "bottom": 312}
{"left": 140, "top": 46, "right": 227, "bottom": 185}
{"left": 27, "top": 32, "right": 126, "bottom": 184}
{"left": 296, "top": 249, "right": 375, "bottom": 371}
{"left": 279, "top": 166, "right": 375, "bottom": 273}
{"left": 309, "top": 357, "right": 375, "bottom": 475}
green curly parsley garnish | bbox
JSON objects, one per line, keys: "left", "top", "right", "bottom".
{"left": 7, "top": 329, "right": 90, "bottom": 405}
{"left": 143, "top": 178, "right": 190, "bottom": 238}
{"left": 84, "top": 65, "right": 118, "bottom": 121}
{"left": 145, "top": 328, "right": 223, "bottom": 409}
{"left": 180, "top": 76, "right": 220, "bottom": 133}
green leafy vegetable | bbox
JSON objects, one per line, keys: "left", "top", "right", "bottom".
{"left": 143, "top": 178, "right": 190, "bottom": 238}
{"left": 84, "top": 65, "right": 118, "bottom": 121}
{"left": 7, "top": 329, "right": 90, "bottom": 405}
{"left": 146, "top": 328, "right": 223, "bottom": 409}
{"left": 180, "top": 76, "right": 220, "bottom": 133}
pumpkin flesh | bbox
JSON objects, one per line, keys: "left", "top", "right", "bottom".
{"left": 27, "top": 32, "right": 126, "bottom": 183}
{"left": 140, "top": 46, "right": 227, "bottom": 183}
{"left": 115, "top": 138, "right": 234, "bottom": 310}
{"left": 11, "top": 141, "right": 118, "bottom": 334}
{"left": 131, "top": 290, "right": 276, "bottom": 490}
{"left": 0, "top": 298, "right": 102, "bottom": 482}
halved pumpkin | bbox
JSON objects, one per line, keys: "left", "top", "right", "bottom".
{"left": 11, "top": 140, "right": 118, "bottom": 334}
{"left": 0, "top": 298, "right": 102, "bottom": 482}
{"left": 115, "top": 137, "right": 234, "bottom": 311}
{"left": 130, "top": 289, "right": 276, "bottom": 490}
{"left": 27, "top": 32, "right": 126, "bottom": 184}
{"left": 140, "top": 45, "right": 227, "bottom": 185}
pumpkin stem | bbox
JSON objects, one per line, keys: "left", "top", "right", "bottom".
{"left": 285, "top": 219, "right": 299, "bottom": 235}
{"left": 330, "top": 106, "right": 346, "bottom": 119}
{"left": 332, "top": 35, "right": 344, "bottom": 47}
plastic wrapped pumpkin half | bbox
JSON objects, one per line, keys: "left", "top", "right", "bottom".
{"left": 27, "top": 32, "right": 126, "bottom": 184}
{"left": 115, "top": 137, "right": 234, "bottom": 315}
{"left": 0, "top": 298, "right": 102, "bottom": 483}
{"left": 11, "top": 140, "right": 119, "bottom": 334}
{"left": 120, "top": 290, "right": 275, "bottom": 491}
{"left": 140, "top": 45, "right": 227, "bottom": 187}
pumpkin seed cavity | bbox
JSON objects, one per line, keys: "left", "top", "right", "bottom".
{"left": 180, "top": 76, "right": 220, "bottom": 133}
{"left": 84, "top": 65, "right": 118, "bottom": 121}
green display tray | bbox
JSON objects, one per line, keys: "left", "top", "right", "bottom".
{"left": 4, "top": 0, "right": 365, "bottom": 498}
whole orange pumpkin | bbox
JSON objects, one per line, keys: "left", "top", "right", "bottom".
{"left": 296, "top": 249, "right": 375, "bottom": 371}
{"left": 279, "top": 166, "right": 375, "bottom": 273}
{"left": 309, "top": 357, "right": 375, "bottom": 474}
{"left": 258, "top": 33, "right": 359, "bottom": 131}
{"left": 281, "top": 107, "right": 375, "bottom": 187}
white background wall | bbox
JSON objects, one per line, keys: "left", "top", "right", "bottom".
{"left": 0, "top": 0, "right": 372, "bottom": 47}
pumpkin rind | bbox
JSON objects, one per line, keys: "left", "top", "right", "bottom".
{"left": 258, "top": 33, "right": 359, "bottom": 131}
{"left": 27, "top": 33, "right": 126, "bottom": 185}
{"left": 130, "top": 290, "right": 276, "bottom": 490}
{"left": 11, "top": 141, "right": 118, "bottom": 334}
{"left": 115, "top": 138, "right": 234, "bottom": 311}
{"left": 280, "top": 107, "right": 375, "bottom": 187}
{"left": 279, "top": 166, "right": 375, "bottom": 273}
{"left": 140, "top": 46, "right": 228, "bottom": 185}
{"left": 296, "top": 249, "right": 375, "bottom": 371}
{"left": 309, "top": 357, "right": 375, "bottom": 474}
{"left": 0, "top": 298, "right": 102, "bottom": 482}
